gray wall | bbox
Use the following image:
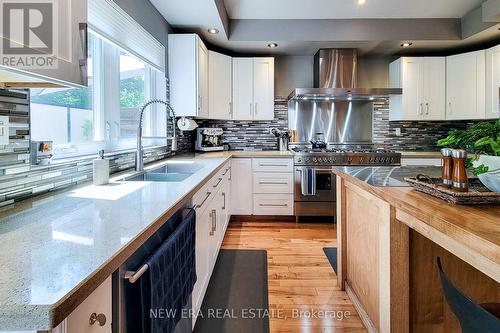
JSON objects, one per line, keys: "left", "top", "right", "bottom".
{"left": 275, "top": 56, "right": 314, "bottom": 97}
{"left": 274, "top": 54, "right": 391, "bottom": 96}
{"left": 357, "top": 56, "right": 391, "bottom": 88}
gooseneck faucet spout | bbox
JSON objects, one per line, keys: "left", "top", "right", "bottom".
{"left": 136, "top": 99, "right": 177, "bottom": 172}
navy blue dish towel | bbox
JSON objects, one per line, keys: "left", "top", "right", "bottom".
{"left": 140, "top": 209, "right": 197, "bottom": 333}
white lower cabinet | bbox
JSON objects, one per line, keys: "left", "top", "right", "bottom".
{"left": 230, "top": 157, "right": 294, "bottom": 216}
{"left": 53, "top": 277, "right": 112, "bottom": 333}
{"left": 253, "top": 194, "right": 294, "bottom": 215}
{"left": 191, "top": 161, "right": 231, "bottom": 327}
{"left": 230, "top": 158, "right": 253, "bottom": 215}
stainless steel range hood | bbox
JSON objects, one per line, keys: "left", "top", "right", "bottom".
{"left": 288, "top": 49, "right": 401, "bottom": 101}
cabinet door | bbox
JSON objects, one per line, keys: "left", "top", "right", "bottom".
{"left": 64, "top": 277, "right": 112, "bottom": 333}
{"left": 209, "top": 51, "right": 232, "bottom": 120}
{"left": 486, "top": 44, "right": 500, "bottom": 119}
{"left": 402, "top": 58, "right": 424, "bottom": 120}
{"left": 446, "top": 50, "right": 486, "bottom": 120}
{"left": 230, "top": 158, "right": 253, "bottom": 215}
{"left": 192, "top": 205, "right": 211, "bottom": 317}
{"left": 168, "top": 34, "right": 198, "bottom": 117}
{"left": 232, "top": 58, "right": 254, "bottom": 120}
{"left": 253, "top": 58, "right": 275, "bottom": 120}
{"left": 422, "top": 57, "right": 446, "bottom": 120}
{"left": 197, "top": 41, "right": 209, "bottom": 119}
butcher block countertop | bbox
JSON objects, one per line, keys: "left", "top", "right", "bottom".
{"left": 333, "top": 166, "right": 500, "bottom": 282}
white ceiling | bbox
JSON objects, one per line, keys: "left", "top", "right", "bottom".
{"left": 223, "top": 0, "right": 484, "bottom": 19}
{"left": 149, "top": 0, "right": 499, "bottom": 56}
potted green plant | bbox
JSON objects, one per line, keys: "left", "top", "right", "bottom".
{"left": 437, "top": 119, "right": 500, "bottom": 192}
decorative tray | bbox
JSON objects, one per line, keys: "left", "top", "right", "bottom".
{"left": 404, "top": 175, "right": 500, "bottom": 205}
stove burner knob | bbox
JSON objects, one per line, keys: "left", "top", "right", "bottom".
{"left": 347, "top": 157, "right": 353, "bottom": 164}
{"left": 390, "top": 157, "right": 394, "bottom": 163}
{"left": 359, "top": 157, "right": 364, "bottom": 163}
{"left": 313, "top": 157, "right": 317, "bottom": 162}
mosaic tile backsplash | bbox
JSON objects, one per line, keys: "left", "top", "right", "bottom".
{"left": 0, "top": 90, "right": 483, "bottom": 207}
{"left": 197, "top": 98, "right": 289, "bottom": 151}
{"left": 372, "top": 99, "right": 475, "bottom": 151}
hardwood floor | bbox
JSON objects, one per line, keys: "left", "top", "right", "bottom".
{"left": 221, "top": 220, "right": 367, "bottom": 333}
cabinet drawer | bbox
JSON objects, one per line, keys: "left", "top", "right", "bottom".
{"left": 193, "top": 184, "right": 213, "bottom": 212}
{"left": 253, "top": 194, "right": 294, "bottom": 215}
{"left": 252, "top": 158, "right": 293, "bottom": 173}
{"left": 64, "top": 277, "right": 112, "bottom": 333}
{"left": 253, "top": 172, "right": 293, "bottom": 194}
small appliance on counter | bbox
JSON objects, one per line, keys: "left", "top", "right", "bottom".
{"left": 195, "top": 128, "right": 224, "bottom": 151}
{"left": 30, "top": 141, "right": 53, "bottom": 165}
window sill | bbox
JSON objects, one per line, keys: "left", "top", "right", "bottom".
{"left": 30, "top": 145, "right": 170, "bottom": 171}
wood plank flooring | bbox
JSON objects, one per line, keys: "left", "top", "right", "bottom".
{"left": 221, "top": 221, "right": 367, "bottom": 333}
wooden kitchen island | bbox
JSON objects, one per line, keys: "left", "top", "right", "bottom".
{"left": 333, "top": 167, "right": 500, "bottom": 333}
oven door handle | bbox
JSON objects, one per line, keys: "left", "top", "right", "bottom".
{"left": 296, "top": 167, "right": 333, "bottom": 173}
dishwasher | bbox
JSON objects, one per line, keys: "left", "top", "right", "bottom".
{"left": 113, "top": 202, "right": 193, "bottom": 333}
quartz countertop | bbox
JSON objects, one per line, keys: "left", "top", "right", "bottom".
{"left": 0, "top": 154, "right": 232, "bottom": 330}
{"left": 0, "top": 150, "right": 296, "bottom": 331}
{"left": 336, "top": 166, "right": 443, "bottom": 187}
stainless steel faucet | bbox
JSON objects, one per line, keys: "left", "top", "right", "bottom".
{"left": 135, "top": 99, "right": 177, "bottom": 171}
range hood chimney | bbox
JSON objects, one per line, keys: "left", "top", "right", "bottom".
{"left": 288, "top": 48, "right": 401, "bottom": 101}
{"left": 314, "top": 49, "right": 357, "bottom": 89}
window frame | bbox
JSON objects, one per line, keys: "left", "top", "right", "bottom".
{"left": 31, "top": 30, "right": 168, "bottom": 159}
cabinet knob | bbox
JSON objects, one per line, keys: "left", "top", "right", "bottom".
{"left": 89, "top": 312, "right": 107, "bottom": 326}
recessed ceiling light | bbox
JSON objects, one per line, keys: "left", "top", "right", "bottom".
{"left": 357, "top": 0, "right": 366, "bottom": 5}
{"left": 207, "top": 28, "right": 219, "bottom": 34}
{"left": 401, "top": 42, "right": 413, "bottom": 47}
{"left": 268, "top": 43, "right": 278, "bottom": 48}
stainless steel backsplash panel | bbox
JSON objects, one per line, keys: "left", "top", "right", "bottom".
{"left": 288, "top": 100, "right": 373, "bottom": 144}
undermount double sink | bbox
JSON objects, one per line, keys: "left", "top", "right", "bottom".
{"left": 125, "top": 162, "right": 204, "bottom": 182}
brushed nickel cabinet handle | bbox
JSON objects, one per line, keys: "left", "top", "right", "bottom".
{"left": 222, "top": 192, "right": 226, "bottom": 210}
{"left": 419, "top": 103, "right": 423, "bottom": 115}
{"left": 425, "top": 102, "right": 429, "bottom": 115}
{"left": 259, "top": 181, "right": 288, "bottom": 185}
{"left": 222, "top": 167, "right": 231, "bottom": 176}
{"left": 259, "top": 163, "right": 289, "bottom": 167}
{"left": 259, "top": 203, "right": 288, "bottom": 207}
{"left": 89, "top": 313, "right": 106, "bottom": 326}
{"left": 213, "top": 178, "right": 223, "bottom": 188}
{"left": 197, "top": 192, "right": 211, "bottom": 208}
{"left": 209, "top": 209, "right": 216, "bottom": 235}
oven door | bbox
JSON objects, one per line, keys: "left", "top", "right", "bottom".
{"left": 295, "top": 166, "right": 336, "bottom": 202}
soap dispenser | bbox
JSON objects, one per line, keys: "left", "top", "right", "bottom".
{"left": 93, "top": 150, "right": 109, "bottom": 185}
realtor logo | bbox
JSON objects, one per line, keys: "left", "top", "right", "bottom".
{"left": 0, "top": 0, "right": 58, "bottom": 69}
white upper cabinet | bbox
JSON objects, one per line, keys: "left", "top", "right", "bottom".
{"left": 233, "top": 58, "right": 255, "bottom": 120}
{"left": 168, "top": 34, "right": 209, "bottom": 118}
{"left": 253, "top": 58, "right": 275, "bottom": 120}
{"left": 233, "top": 57, "right": 274, "bottom": 121}
{"left": 446, "top": 50, "right": 486, "bottom": 120}
{"left": 485, "top": 44, "right": 500, "bottom": 119}
{"left": 208, "top": 51, "right": 232, "bottom": 120}
{"left": 389, "top": 57, "right": 445, "bottom": 121}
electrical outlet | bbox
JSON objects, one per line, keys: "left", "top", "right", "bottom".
{"left": 395, "top": 128, "right": 402, "bottom": 137}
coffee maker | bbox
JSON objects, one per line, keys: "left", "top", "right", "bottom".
{"left": 195, "top": 128, "right": 224, "bottom": 151}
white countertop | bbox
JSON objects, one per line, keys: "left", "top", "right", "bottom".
{"left": 0, "top": 149, "right": 435, "bottom": 330}
{"left": 0, "top": 150, "right": 296, "bottom": 331}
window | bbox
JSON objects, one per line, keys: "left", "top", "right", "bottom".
{"left": 31, "top": 37, "right": 95, "bottom": 147}
{"left": 30, "top": 31, "right": 167, "bottom": 157}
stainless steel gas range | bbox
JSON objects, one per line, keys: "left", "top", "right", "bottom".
{"left": 293, "top": 146, "right": 401, "bottom": 218}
